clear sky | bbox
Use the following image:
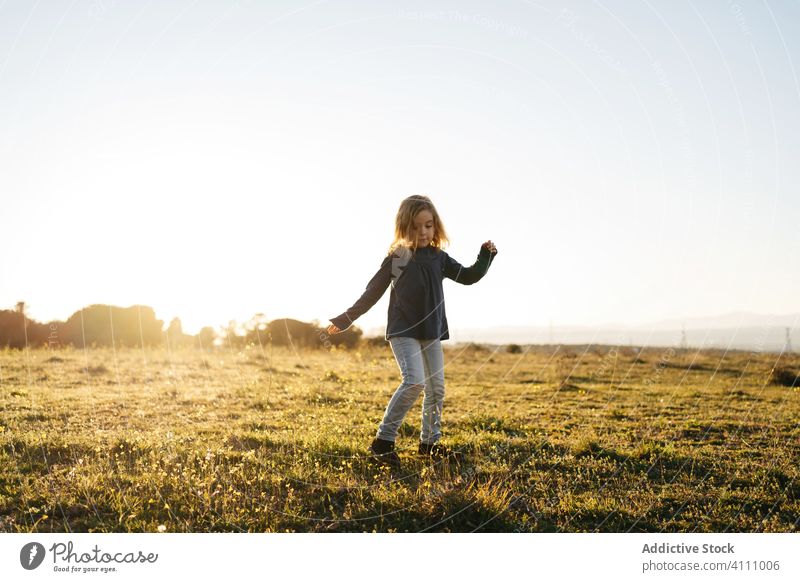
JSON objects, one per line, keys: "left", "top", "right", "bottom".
{"left": 1, "top": 0, "right": 798, "bottom": 336}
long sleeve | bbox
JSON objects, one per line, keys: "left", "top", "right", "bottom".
{"left": 443, "top": 245, "right": 497, "bottom": 285}
{"left": 329, "top": 255, "right": 393, "bottom": 331}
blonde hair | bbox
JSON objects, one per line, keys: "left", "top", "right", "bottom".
{"left": 387, "top": 195, "right": 450, "bottom": 255}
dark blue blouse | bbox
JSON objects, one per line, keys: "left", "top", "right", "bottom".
{"left": 330, "top": 244, "right": 497, "bottom": 341}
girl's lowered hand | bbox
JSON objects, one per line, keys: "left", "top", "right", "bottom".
{"left": 327, "top": 323, "right": 341, "bottom": 335}
{"left": 482, "top": 240, "right": 498, "bottom": 253}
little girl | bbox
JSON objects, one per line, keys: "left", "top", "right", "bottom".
{"left": 327, "top": 195, "right": 498, "bottom": 471}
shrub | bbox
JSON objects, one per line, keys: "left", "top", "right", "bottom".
{"left": 769, "top": 367, "right": 799, "bottom": 387}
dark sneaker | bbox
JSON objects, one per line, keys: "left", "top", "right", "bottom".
{"left": 418, "top": 441, "right": 464, "bottom": 463}
{"left": 370, "top": 438, "right": 401, "bottom": 471}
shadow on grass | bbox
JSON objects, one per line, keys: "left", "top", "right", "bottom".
{"left": 456, "top": 414, "right": 526, "bottom": 437}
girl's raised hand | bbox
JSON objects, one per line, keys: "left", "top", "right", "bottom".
{"left": 482, "top": 240, "right": 497, "bottom": 253}
{"left": 327, "top": 323, "right": 341, "bottom": 335}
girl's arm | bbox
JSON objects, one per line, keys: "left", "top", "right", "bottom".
{"left": 443, "top": 242, "right": 498, "bottom": 285}
{"left": 329, "top": 255, "right": 393, "bottom": 332}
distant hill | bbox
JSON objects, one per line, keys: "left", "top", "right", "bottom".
{"left": 380, "top": 312, "right": 800, "bottom": 353}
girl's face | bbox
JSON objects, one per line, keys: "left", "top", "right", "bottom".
{"left": 411, "top": 210, "right": 435, "bottom": 247}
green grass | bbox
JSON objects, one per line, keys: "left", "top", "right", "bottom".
{"left": 0, "top": 343, "right": 797, "bottom": 532}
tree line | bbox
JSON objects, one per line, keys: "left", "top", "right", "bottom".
{"left": 0, "top": 302, "right": 364, "bottom": 350}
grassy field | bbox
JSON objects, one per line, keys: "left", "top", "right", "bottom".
{"left": 0, "top": 342, "right": 797, "bottom": 532}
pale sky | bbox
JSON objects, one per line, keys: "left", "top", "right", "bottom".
{"left": 1, "top": 0, "right": 798, "bottom": 336}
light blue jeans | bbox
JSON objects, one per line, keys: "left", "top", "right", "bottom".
{"left": 376, "top": 336, "right": 445, "bottom": 445}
